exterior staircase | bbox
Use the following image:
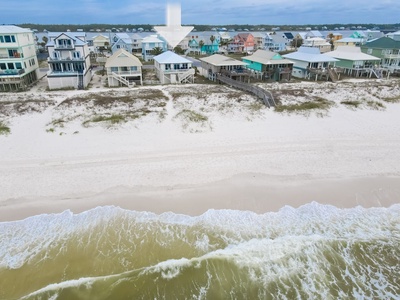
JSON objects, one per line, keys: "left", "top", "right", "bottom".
{"left": 216, "top": 73, "right": 275, "bottom": 108}
{"left": 178, "top": 69, "right": 195, "bottom": 83}
{"left": 328, "top": 68, "right": 339, "bottom": 82}
{"left": 77, "top": 73, "right": 84, "bottom": 89}
{"left": 111, "top": 72, "right": 134, "bottom": 88}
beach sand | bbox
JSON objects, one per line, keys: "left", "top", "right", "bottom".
{"left": 1, "top": 77, "right": 400, "bottom": 221}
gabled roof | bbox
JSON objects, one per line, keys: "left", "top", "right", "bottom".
{"left": 325, "top": 46, "right": 380, "bottom": 61}
{"left": 283, "top": 47, "right": 338, "bottom": 63}
{"left": 271, "top": 35, "right": 288, "bottom": 44}
{"left": 243, "top": 50, "right": 293, "bottom": 65}
{"left": 0, "top": 25, "right": 32, "bottom": 33}
{"left": 363, "top": 37, "right": 400, "bottom": 49}
{"left": 105, "top": 49, "right": 142, "bottom": 68}
{"left": 46, "top": 33, "right": 87, "bottom": 47}
{"left": 307, "top": 30, "right": 323, "bottom": 37}
{"left": 235, "top": 33, "right": 253, "bottom": 41}
{"left": 199, "top": 54, "right": 248, "bottom": 66}
{"left": 48, "top": 32, "right": 86, "bottom": 42}
{"left": 113, "top": 33, "right": 132, "bottom": 44}
{"left": 92, "top": 34, "right": 109, "bottom": 40}
{"left": 154, "top": 51, "right": 191, "bottom": 64}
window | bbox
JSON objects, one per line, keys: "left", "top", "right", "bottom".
{"left": 130, "top": 66, "right": 137, "bottom": 71}
{"left": 73, "top": 51, "right": 80, "bottom": 58}
{"left": 111, "top": 67, "right": 118, "bottom": 72}
{"left": 0, "top": 63, "right": 6, "bottom": 70}
{"left": 0, "top": 36, "right": 3, "bottom": 43}
{"left": 15, "top": 63, "right": 22, "bottom": 69}
{"left": 7, "top": 63, "right": 14, "bottom": 69}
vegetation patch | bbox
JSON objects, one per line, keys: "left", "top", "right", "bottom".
{"left": 175, "top": 109, "right": 208, "bottom": 123}
{"left": 366, "top": 101, "right": 385, "bottom": 110}
{"left": 0, "top": 121, "right": 10, "bottom": 135}
{"left": 382, "top": 96, "right": 400, "bottom": 103}
{"left": 275, "top": 97, "right": 333, "bottom": 113}
{"left": 83, "top": 114, "right": 127, "bottom": 127}
{"left": 341, "top": 100, "right": 362, "bottom": 108}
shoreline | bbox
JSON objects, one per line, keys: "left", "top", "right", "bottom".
{"left": 1, "top": 174, "right": 399, "bottom": 222}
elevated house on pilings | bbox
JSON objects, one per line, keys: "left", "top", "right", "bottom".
{"left": 324, "top": 46, "right": 385, "bottom": 78}
{"left": 361, "top": 37, "right": 400, "bottom": 74}
{"left": 153, "top": 51, "right": 194, "bottom": 85}
{"left": 0, "top": 25, "right": 39, "bottom": 91}
{"left": 105, "top": 49, "right": 143, "bottom": 87}
{"left": 242, "top": 50, "right": 293, "bottom": 81}
{"left": 282, "top": 47, "right": 341, "bottom": 81}
{"left": 199, "top": 54, "right": 249, "bottom": 82}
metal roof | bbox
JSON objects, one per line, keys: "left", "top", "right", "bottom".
{"left": 283, "top": 47, "right": 338, "bottom": 63}
{"left": 325, "top": 46, "right": 380, "bottom": 61}
{"left": 0, "top": 25, "right": 32, "bottom": 34}
{"left": 154, "top": 51, "right": 191, "bottom": 64}
{"left": 199, "top": 54, "right": 248, "bottom": 66}
{"left": 242, "top": 50, "right": 293, "bottom": 65}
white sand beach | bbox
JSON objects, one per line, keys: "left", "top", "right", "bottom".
{"left": 1, "top": 77, "right": 400, "bottom": 221}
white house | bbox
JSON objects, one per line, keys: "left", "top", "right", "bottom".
{"left": 153, "top": 51, "right": 194, "bottom": 84}
{"left": 141, "top": 35, "right": 166, "bottom": 61}
{"left": 302, "top": 37, "right": 332, "bottom": 53}
{"left": 0, "top": 25, "right": 39, "bottom": 91}
{"left": 46, "top": 32, "right": 92, "bottom": 89}
{"left": 105, "top": 49, "right": 142, "bottom": 87}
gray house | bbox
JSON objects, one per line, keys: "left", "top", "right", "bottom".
{"left": 111, "top": 33, "right": 133, "bottom": 53}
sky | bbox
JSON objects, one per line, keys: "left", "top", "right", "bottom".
{"left": 3, "top": 0, "right": 400, "bottom": 25}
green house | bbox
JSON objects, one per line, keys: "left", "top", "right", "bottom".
{"left": 361, "top": 37, "right": 400, "bottom": 71}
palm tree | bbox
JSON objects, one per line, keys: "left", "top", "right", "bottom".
{"left": 199, "top": 40, "right": 205, "bottom": 54}
{"left": 151, "top": 47, "right": 164, "bottom": 56}
{"left": 327, "top": 33, "right": 335, "bottom": 51}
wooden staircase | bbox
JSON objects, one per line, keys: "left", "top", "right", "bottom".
{"left": 178, "top": 69, "right": 195, "bottom": 83}
{"left": 111, "top": 72, "right": 134, "bottom": 88}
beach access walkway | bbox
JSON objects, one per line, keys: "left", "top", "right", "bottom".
{"left": 216, "top": 73, "right": 276, "bottom": 108}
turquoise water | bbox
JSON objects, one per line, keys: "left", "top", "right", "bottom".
{"left": 0, "top": 202, "right": 399, "bottom": 299}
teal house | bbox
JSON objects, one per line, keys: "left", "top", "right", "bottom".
{"left": 242, "top": 50, "right": 293, "bottom": 81}
{"left": 188, "top": 32, "right": 220, "bottom": 55}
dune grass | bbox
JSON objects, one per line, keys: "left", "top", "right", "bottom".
{"left": 0, "top": 121, "right": 10, "bottom": 135}
{"left": 275, "top": 97, "right": 333, "bottom": 113}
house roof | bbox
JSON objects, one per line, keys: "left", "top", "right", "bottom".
{"left": 271, "top": 35, "right": 288, "bottom": 44}
{"left": 363, "top": 37, "right": 400, "bottom": 49}
{"left": 0, "top": 25, "right": 32, "bottom": 33}
{"left": 307, "top": 30, "right": 323, "bottom": 37}
{"left": 242, "top": 50, "right": 293, "bottom": 65}
{"left": 154, "top": 51, "right": 191, "bottom": 64}
{"left": 46, "top": 33, "right": 87, "bottom": 47}
{"left": 142, "top": 35, "right": 164, "bottom": 44}
{"left": 114, "top": 33, "right": 132, "bottom": 44}
{"left": 48, "top": 32, "right": 86, "bottom": 41}
{"left": 283, "top": 32, "right": 294, "bottom": 39}
{"left": 335, "top": 38, "right": 364, "bottom": 43}
{"left": 283, "top": 47, "right": 338, "bottom": 63}
{"left": 199, "top": 54, "right": 248, "bottom": 66}
{"left": 105, "top": 49, "right": 142, "bottom": 68}
{"left": 325, "top": 46, "right": 380, "bottom": 61}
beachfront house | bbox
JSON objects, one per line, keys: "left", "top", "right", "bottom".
{"left": 228, "top": 33, "right": 255, "bottom": 54}
{"left": 153, "top": 51, "right": 194, "bottom": 84}
{"left": 0, "top": 25, "right": 39, "bottom": 91}
{"left": 269, "top": 34, "right": 289, "bottom": 52}
{"left": 361, "top": 37, "right": 400, "bottom": 73}
{"left": 93, "top": 34, "right": 110, "bottom": 53}
{"left": 241, "top": 49, "right": 294, "bottom": 81}
{"left": 141, "top": 35, "right": 166, "bottom": 61}
{"left": 325, "top": 46, "right": 382, "bottom": 78}
{"left": 334, "top": 37, "right": 365, "bottom": 49}
{"left": 199, "top": 54, "right": 248, "bottom": 81}
{"left": 283, "top": 47, "right": 340, "bottom": 81}
{"left": 46, "top": 32, "right": 92, "bottom": 90}
{"left": 105, "top": 49, "right": 143, "bottom": 87}
{"left": 111, "top": 33, "right": 133, "bottom": 54}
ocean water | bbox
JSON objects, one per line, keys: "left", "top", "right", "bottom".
{"left": 0, "top": 203, "right": 399, "bottom": 300}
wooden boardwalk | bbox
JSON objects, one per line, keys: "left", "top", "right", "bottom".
{"left": 216, "top": 73, "right": 276, "bottom": 108}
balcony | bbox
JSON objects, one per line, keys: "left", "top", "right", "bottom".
{"left": 54, "top": 44, "right": 74, "bottom": 50}
{"left": 0, "top": 69, "right": 25, "bottom": 76}
{"left": 0, "top": 53, "right": 23, "bottom": 59}
{"left": 48, "top": 56, "right": 85, "bottom": 62}
{"left": 109, "top": 70, "right": 142, "bottom": 76}
{"left": 383, "top": 53, "right": 400, "bottom": 59}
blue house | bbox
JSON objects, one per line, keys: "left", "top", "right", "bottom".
{"left": 111, "top": 33, "right": 133, "bottom": 53}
